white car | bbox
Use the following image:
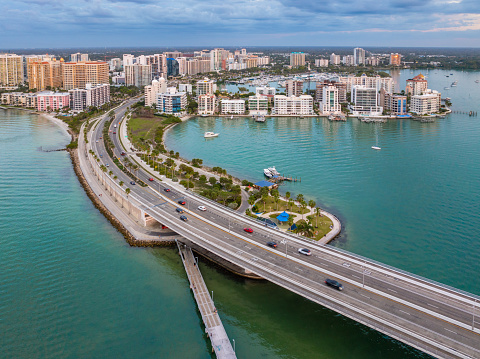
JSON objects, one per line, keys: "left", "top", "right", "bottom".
{"left": 197, "top": 206, "right": 207, "bottom": 211}
{"left": 298, "top": 248, "right": 311, "bottom": 256}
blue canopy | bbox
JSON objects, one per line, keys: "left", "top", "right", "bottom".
{"left": 276, "top": 211, "right": 290, "bottom": 222}
{"left": 254, "top": 180, "right": 274, "bottom": 188}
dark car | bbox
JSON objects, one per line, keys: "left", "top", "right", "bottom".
{"left": 176, "top": 208, "right": 184, "bottom": 213}
{"left": 113, "top": 131, "right": 116, "bottom": 134}
{"left": 178, "top": 200, "right": 186, "bottom": 205}
{"left": 267, "top": 241, "right": 277, "bottom": 248}
{"left": 121, "top": 151, "right": 126, "bottom": 156}
{"left": 164, "top": 188, "right": 171, "bottom": 192}
{"left": 325, "top": 279, "right": 343, "bottom": 291}
{"left": 130, "top": 181, "right": 136, "bottom": 185}
{"left": 148, "top": 178, "right": 154, "bottom": 182}
{"left": 244, "top": 228, "right": 253, "bottom": 233}
{"left": 180, "top": 215, "right": 188, "bottom": 221}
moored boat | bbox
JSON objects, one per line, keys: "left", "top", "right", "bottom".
{"left": 263, "top": 169, "right": 273, "bottom": 178}
{"left": 204, "top": 132, "right": 219, "bottom": 138}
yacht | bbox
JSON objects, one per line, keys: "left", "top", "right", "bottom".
{"left": 204, "top": 132, "right": 219, "bottom": 138}
{"left": 255, "top": 115, "right": 266, "bottom": 122}
{"left": 230, "top": 115, "right": 234, "bottom": 119}
{"left": 451, "top": 81, "right": 458, "bottom": 87}
{"left": 371, "top": 146, "right": 381, "bottom": 150}
{"left": 268, "top": 166, "right": 280, "bottom": 176}
{"left": 263, "top": 169, "right": 273, "bottom": 178}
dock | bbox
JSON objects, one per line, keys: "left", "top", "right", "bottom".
{"left": 176, "top": 241, "right": 237, "bottom": 359}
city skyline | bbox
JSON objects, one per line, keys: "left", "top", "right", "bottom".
{"left": 1, "top": 0, "right": 480, "bottom": 48}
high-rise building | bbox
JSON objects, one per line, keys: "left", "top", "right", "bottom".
{"left": 290, "top": 52, "right": 306, "bottom": 67}
{"left": 411, "top": 91, "right": 441, "bottom": 115}
{"left": 382, "top": 93, "right": 407, "bottom": 115}
{"left": 156, "top": 88, "right": 187, "bottom": 114}
{"left": 318, "top": 86, "right": 341, "bottom": 115}
{"left": 210, "top": 48, "right": 230, "bottom": 71}
{"left": 221, "top": 99, "right": 245, "bottom": 114}
{"left": 330, "top": 53, "right": 341, "bottom": 65}
{"left": 36, "top": 91, "right": 70, "bottom": 111}
{"left": 316, "top": 81, "right": 347, "bottom": 103}
{"left": 350, "top": 85, "right": 383, "bottom": 116}
{"left": 390, "top": 53, "right": 402, "bottom": 66}
{"left": 124, "top": 64, "right": 152, "bottom": 87}
{"left": 315, "top": 59, "right": 329, "bottom": 67}
{"left": 0, "top": 53, "right": 24, "bottom": 87}
{"left": 285, "top": 80, "right": 303, "bottom": 97}
{"left": 110, "top": 58, "right": 122, "bottom": 71}
{"left": 71, "top": 53, "right": 89, "bottom": 62}
{"left": 406, "top": 74, "right": 428, "bottom": 96}
{"left": 196, "top": 78, "right": 216, "bottom": 96}
{"left": 339, "top": 74, "right": 395, "bottom": 94}
{"left": 353, "top": 48, "right": 366, "bottom": 65}
{"left": 198, "top": 95, "right": 216, "bottom": 115}
{"left": 144, "top": 77, "right": 167, "bottom": 107}
{"left": 27, "top": 58, "right": 63, "bottom": 90}
{"left": 167, "top": 58, "right": 179, "bottom": 77}
{"left": 122, "top": 54, "right": 136, "bottom": 67}
{"left": 68, "top": 83, "right": 110, "bottom": 112}
{"left": 342, "top": 55, "right": 355, "bottom": 66}
{"left": 62, "top": 61, "right": 109, "bottom": 90}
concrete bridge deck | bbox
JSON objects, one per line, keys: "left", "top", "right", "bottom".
{"left": 177, "top": 241, "right": 236, "bottom": 359}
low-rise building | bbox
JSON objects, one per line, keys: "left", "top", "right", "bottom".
{"left": 144, "top": 77, "right": 167, "bottom": 107}
{"left": 285, "top": 80, "right": 303, "bottom": 97}
{"left": 318, "top": 86, "right": 341, "bottom": 115}
{"left": 273, "top": 95, "right": 314, "bottom": 115}
{"left": 410, "top": 91, "right": 441, "bottom": 115}
{"left": 156, "top": 88, "right": 187, "bottom": 114}
{"left": 198, "top": 94, "right": 216, "bottom": 115}
{"left": 69, "top": 83, "right": 110, "bottom": 112}
{"left": 350, "top": 85, "right": 383, "bottom": 116}
{"left": 179, "top": 83, "right": 193, "bottom": 94}
{"left": 248, "top": 95, "right": 269, "bottom": 116}
{"left": 36, "top": 91, "right": 70, "bottom": 111}
{"left": 196, "top": 78, "right": 216, "bottom": 96}
{"left": 382, "top": 93, "right": 407, "bottom": 115}
{"left": 221, "top": 99, "right": 245, "bottom": 114}
{"left": 315, "top": 59, "right": 329, "bottom": 67}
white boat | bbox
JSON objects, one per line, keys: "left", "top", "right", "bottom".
{"left": 476, "top": 80, "right": 479, "bottom": 83}
{"left": 204, "top": 132, "right": 219, "bottom": 138}
{"left": 444, "top": 87, "right": 450, "bottom": 90}
{"left": 263, "top": 169, "right": 273, "bottom": 178}
{"left": 255, "top": 115, "right": 266, "bottom": 122}
{"left": 268, "top": 166, "right": 280, "bottom": 176}
{"left": 230, "top": 115, "right": 234, "bottom": 119}
{"left": 451, "top": 81, "right": 457, "bottom": 87}
{"left": 371, "top": 146, "right": 381, "bottom": 150}
{"left": 201, "top": 114, "right": 208, "bottom": 117}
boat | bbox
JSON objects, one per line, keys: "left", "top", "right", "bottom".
{"left": 255, "top": 115, "right": 266, "bottom": 122}
{"left": 201, "top": 114, "right": 208, "bottom": 117}
{"left": 371, "top": 146, "right": 381, "bottom": 150}
{"left": 263, "top": 169, "right": 273, "bottom": 178}
{"left": 268, "top": 167, "right": 280, "bottom": 176}
{"left": 451, "top": 81, "right": 457, "bottom": 87}
{"left": 230, "top": 115, "right": 234, "bottom": 119}
{"left": 476, "top": 80, "right": 479, "bottom": 83}
{"left": 204, "top": 132, "right": 219, "bottom": 138}
{"left": 444, "top": 87, "right": 450, "bottom": 90}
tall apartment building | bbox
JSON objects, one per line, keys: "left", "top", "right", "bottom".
{"left": 285, "top": 80, "right": 303, "bottom": 97}
{"left": 166, "top": 58, "right": 179, "bottom": 77}
{"left": 330, "top": 53, "right": 341, "bottom": 65}
{"left": 353, "top": 48, "right": 366, "bottom": 65}
{"left": 382, "top": 93, "right": 407, "bottom": 115}
{"left": 110, "top": 58, "right": 122, "bottom": 71}
{"left": 198, "top": 95, "right": 216, "bottom": 115}
{"left": 196, "top": 78, "right": 216, "bottom": 96}
{"left": 248, "top": 95, "right": 269, "bottom": 115}
{"left": 315, "top": 59, "right": 329, "bottom": 67}
{"left": 221, "top": 99, "right": 245, "bottom": 114}
{"left": 0, "top": 53, "right": 24, "bottom": 87}
{"left": 273, "top": 95, "right": 314, "bottom": 115}
{"left": 27, "top": 58, "right": 63, "bottom": 90}
{"left": 339, "top": 74, "right": 395, "bottom": 93}
{"left": 62, "top": 61, "right": 109, "bottom": 90}
{"left": 145, "top": 77, "right": 167, "bottom": 107}
{"left": 411, "top": 91, "right": 441, "bottom": 115}
{"left": 342, "top": 55, "right": 355, "bottom": 66}
{"left": 406, "top": 74, "right": 428, "bottom": 96}
{"left": 318, "top": 86, "right": 341, "bottom": 115}
{"left": 69, "top": 83, "right": 110, "bottom": 112}
{"left": 390, "top": 53, "right": 402, "bottom": 66}
{"left": 290, "top": 52, "right": 306, "bottom": 67}
{"left": 124, "top": 64, "right": 152, "bottom": 87}
{"left": 350, "top": 85, "right": 383, "bottom": 116}
{"left": 210, "top": 48, "right": 230, "bottom": 71}
{"left": 156, "top": 89, "right": 187, "bottom": 114}
{"left": 316, "top": 81, "right": 347, "bottom": 103}
{"left": 365, "top": 56, "right": 380, "bottom": 66}
{"left": 186, "top": 58, "right": 211, "bottom": 75}
{"left": 71, "top": 53, "right": 89, "bottom": 62}
{"left": 122, "top": 54, "right": 136, "bottom": 67}
{"left": 256, "top": 86, "right": 276, "bottom": 96}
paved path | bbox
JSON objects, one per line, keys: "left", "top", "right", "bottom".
{"left": 177, "top": 242, "right": 236, "bottom": 359}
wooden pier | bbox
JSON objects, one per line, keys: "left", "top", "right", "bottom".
{"left": 177, "top": 241, "right": 237, "bottom": 359}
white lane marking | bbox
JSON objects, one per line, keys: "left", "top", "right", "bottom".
{"left": 352, "top": 275, "right": 361, "bottom": 279}
{"left": 360, "top": 294, "right": 370, "bottom": 299}
{"left": 388, "top": 288, "right": 397, "bottom": 293}
{"left": 399, "top": 310, "right": 411, "bottom": 316}
{"left": 428, "top": 303, "right": 439, "bottom": 309}
{"left": 444, "top": 328, "right": 457, "bottom": 335}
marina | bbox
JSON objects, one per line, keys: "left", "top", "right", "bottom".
{"left": 264, "top": 166, "right": 300, "bottom": 183}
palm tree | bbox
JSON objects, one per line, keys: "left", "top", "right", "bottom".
{"left": 113, "top": 175, "right": 118, "bottom": 181}
{"left": 119, "top": 181, "right": 124, "bottom": 187}
{"left": 301, "top": 200, "right": 307, "bottom": 220}
{"left": 315, "top": 207, "right": 322, "bottom": 227}
{"left": 296, "top": 193, "right": 304, "bottom": 207}
{"left": 261, "top": 194, "right": 268, "bottom": 212}
{"left": 274, "top": 193, "right": 280, "bottom": 211}
{"left": 125, "top": 187, "right": 131, "bottom": 198}
{"left": 288, "top": 198, "right": 294, "bottom": 211}
{"left": 285, "top": 191, "right": 291, "bottom": 202}
{"left": 109, "top": 170, "right": 113, "bottom": 177}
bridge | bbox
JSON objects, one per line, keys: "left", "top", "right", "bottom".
{"left": 79, "top": 99, "right": 480, "bottom": 359}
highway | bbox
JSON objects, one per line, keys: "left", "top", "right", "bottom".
{"left": 85, "top": 100, "right": 480, "bottom": 359}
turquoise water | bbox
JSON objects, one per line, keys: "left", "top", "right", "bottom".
{"left": 165, "top": 69, "right": 480, "bottom": 295}
{"left": 0, "top": 109, "right": 430, "bottom": 358}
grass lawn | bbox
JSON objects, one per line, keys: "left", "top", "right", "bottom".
{"left": 305, "top": 214, "right": 333, "bottom": 240}
{"left": 255, "top": 196, "right": 309, "bottom": 214}
{"left": 128, "top": 116, "right": 165, "bottom": 150}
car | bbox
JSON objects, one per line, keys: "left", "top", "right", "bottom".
{"left": 197, "top": 206, "right": 206, "bottom": 211}
{"left": 267, "top": 241, "right": 278, "bottom": 248}
{"left": 130, "top": 181, "right": 136, "bottom": 185}
{"left": 105, "top": 164, "right": 109, "bottom": 167}
{"left": 96, "top": 140, "right": 99, "bottom": 143}
{"left": 99, "top": 137, "right": 102, "bottom": 139}
{"left": 325, "top": 278, "right": 343, "bottom": 291}
{"left": 298, "top": 248, "right": 311, "bottom": 256}
{"left": 121, "top": 151, "right": 126, "bottom": 156}
{"left": 176, "top": 208, "right": 184, "bottom": 213}
{"left": 244, "top": 228, "right": 253, "bottom": 233}
{"left": 100, "top": 154, "right": 103, "bottom": 157}
{"left": 113, "top": 131, "right": 116, "bottom": 134}
{"left": 180, "top": 215, "right": 188, "bottom": 221}
{"left": 178, "top": 200, "right": 186, "bottom": 205}
{"left": 148, "top": 178, "right": 154, "bottom": 182}
{"left": 164, "top": 188, "right": 171, "bottom": 192}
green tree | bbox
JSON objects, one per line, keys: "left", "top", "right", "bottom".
{"left": 119, "top": 181, "right": 124, "bottom": 187}
{"left": 125, "top": 187, "right": 131, "bottom": 197}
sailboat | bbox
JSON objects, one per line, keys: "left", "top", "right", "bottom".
{"left": 372, "top": 126, "right": 381, "bottom": 150}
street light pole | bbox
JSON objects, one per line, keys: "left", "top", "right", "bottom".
{"left": 473, "top": 299, "right": 477, "bottom": 330}
{"left": 211, "top": 290, "right": 213, "bottom": 302}
{"left": 285, "top": 241, "right": 288, "bottom": 258}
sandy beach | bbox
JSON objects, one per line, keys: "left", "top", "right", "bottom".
{"left": 40, "top": 113, "right": 71, "bottom": 138}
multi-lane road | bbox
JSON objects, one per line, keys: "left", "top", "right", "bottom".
{"left": 84, "top": 100, "right": 480, "bottom": 359}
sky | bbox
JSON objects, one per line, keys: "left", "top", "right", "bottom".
{"left": 1, "top": 0, "right": 480, "bottom": 48}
